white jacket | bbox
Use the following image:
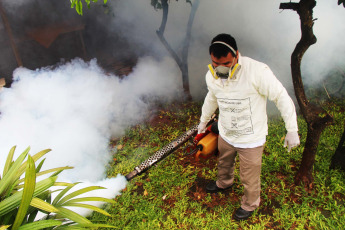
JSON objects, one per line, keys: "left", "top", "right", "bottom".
{"left": 200, "top": 54, "right": 298, "bottom": 144}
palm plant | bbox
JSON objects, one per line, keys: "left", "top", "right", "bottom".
{"left": 0, "top": 146, "right": 117, "bottom": 229}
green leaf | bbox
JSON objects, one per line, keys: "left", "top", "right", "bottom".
{"left": 12, "top": 155, "right": 36, "bottom": 229}
{"left": 63, "top": 196, "right": 116, "bottom": 204}
{"left": 54, "top": 226, "right": 85, "bottom": 230}
{"left": 2, "top": 146, "right": 16, "bottom": 176}
{"left": 49, "top": 169, "right": 65, "bottom": 178}
{"left": 17, "top": 166, "right": 73, "bottom": 185}
{"left": 30, "top": 197, "right": 59, "bottom": 213}
{"left": 27, "top": 209, "right": 38, "bottom": 223}
{"left": 0, "top": 147, "right": 30, "bottom": 196}
{"left": 338, "top": 0, "right": 345, "bottom": 7}
{"left": 33, "top": 176, "right": 57, "bottom": 196}
{"left": 53, "top": 182, "right": 75, "bottom": 187}
{"left": 55, "top": 186, "right": 105, "bottom": 206}
{"left": 0, "top": 208, "right": 16, "bottom": 225}
{"left": 60, "top": 202, "right": 111, "bottom": 216}
{"left": 71, "top": 0, "right": 77, "bottom": 8}
{"left": 18, "top": 220, "right": 62, "bottom": 230}
{"left": 57, "top": 223, "right": 117, "bottom": 229}
{"left": 56, "top": 207, "right": 92, "bottom": 224}
{"left": 76, "top": 0, "right": 83, "bottom": 15}
{"left": 0, "top": 176, "right": 57, "bottom": 216}
{"left": 16, "top": 149, "right": 51, "bottom": 179}
{"left": 35, "top": 158, "right": 46, "bottom": 173}
{"left": 0, "top": 226, "right": 11, "bottom": 230}
{"left": 52, "top": 183, "right": 78, "bottom": 206}
{"left": 85, "top": 0, "right": 90, "bottom": 8}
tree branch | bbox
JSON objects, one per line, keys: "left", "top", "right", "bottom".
{"left": 157, "top": 0, "right": 169, "bottom": 35}
{"left": 279, "top": 2, "right": 300, "bottom": 11}
{"left": 156, "top": 31, "right": 183, "bottom": 69}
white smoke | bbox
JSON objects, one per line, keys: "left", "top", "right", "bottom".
{"left": 0, "top": 56, "right": 182, "bottom": 216}
{"left": 107, "top": 0, "right": 345, "bottom": 100}
{"left": 2, "top": 0, "right": 344, "bottom": 99}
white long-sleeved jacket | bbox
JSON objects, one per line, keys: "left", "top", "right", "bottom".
{"left": 200, "top": 54, "right": 298, "bottom": 145}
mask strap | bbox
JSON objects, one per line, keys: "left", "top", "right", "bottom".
{"left": 212, "top": 41, "right": 237, "bottom": 57}
{"left": 208, "top": 64, "right": 218, "bottom": 79}
{"left": 229, "top": 64, "right": 239, "bottom": 79}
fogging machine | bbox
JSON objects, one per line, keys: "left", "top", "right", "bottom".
{"left": 125, "top": 116, "right": 219, "bottom": 181}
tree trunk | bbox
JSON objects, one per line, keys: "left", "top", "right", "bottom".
{"left": 156, "top": 0, "right": 200, "bottom": 100}
{"left": 181, "top": 0, "right": 200, "bottom": 101}
{"left": 280, "top": 0, "right": 333, "bottom": 189}
{"left": 330, "top": 125, "right": 345, "bottom": 170}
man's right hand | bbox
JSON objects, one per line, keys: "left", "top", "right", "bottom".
{"left": 197, "top": 122, "right": 207, "bottom": 134}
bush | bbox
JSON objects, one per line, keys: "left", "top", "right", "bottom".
{"left": 0, "top": 146, "right": 116, "bottom": 229}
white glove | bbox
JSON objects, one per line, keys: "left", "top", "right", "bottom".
{"left": 284, "top": 131, "right": 300, "bottom": 152}
{"left": 197, "top": 121, "right": 207, "bottom": 134}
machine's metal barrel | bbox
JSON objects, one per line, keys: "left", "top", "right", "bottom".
{"left": 125, "top": 124, "right": 198, "bottom": 181}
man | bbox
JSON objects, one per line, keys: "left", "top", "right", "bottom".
{"left": 198, "top": 33, "right": 300, "bottom": 220}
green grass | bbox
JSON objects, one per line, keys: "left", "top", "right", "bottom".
{"left": 91, "top": 99, "right": 345, "bottom": 229}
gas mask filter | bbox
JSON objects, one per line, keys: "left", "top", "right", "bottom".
{"left": 208, "top": 63, "right": 240, "bottom": 80}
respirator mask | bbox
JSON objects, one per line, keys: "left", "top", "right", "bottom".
{"left": 209, "top": 41, "right": 240, "bottom": 80}
{"left": 214, "top": 57, "right": 235, "bottom": 79}
{"left": 208, "top": 61, "right": 240, "bottom": 80}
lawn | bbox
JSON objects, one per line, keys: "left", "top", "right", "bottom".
{"left": 90, "top": 99, "right": 345, "bottom": 229}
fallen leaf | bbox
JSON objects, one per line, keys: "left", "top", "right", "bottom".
{"left": 144, "top": 189, "right": 148, "bottom": 196}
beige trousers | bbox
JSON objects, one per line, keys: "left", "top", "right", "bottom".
{"left": 216, "top": 136, "right": 264, "bottom": 211}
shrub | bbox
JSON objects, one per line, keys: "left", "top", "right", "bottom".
{"left": 0, "top": 146, "right": 116, "bottom": 229}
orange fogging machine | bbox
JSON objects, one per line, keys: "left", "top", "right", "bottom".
{"left": 125, "top": 117, "right": 219, "bottom": 181}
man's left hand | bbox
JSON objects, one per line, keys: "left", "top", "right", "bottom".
{"left": 284, "top": 131, "right": 300, "bottom": 152}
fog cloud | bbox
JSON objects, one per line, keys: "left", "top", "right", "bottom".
{"left": 0, "top": 57, "right": 182, "bottom": 181}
